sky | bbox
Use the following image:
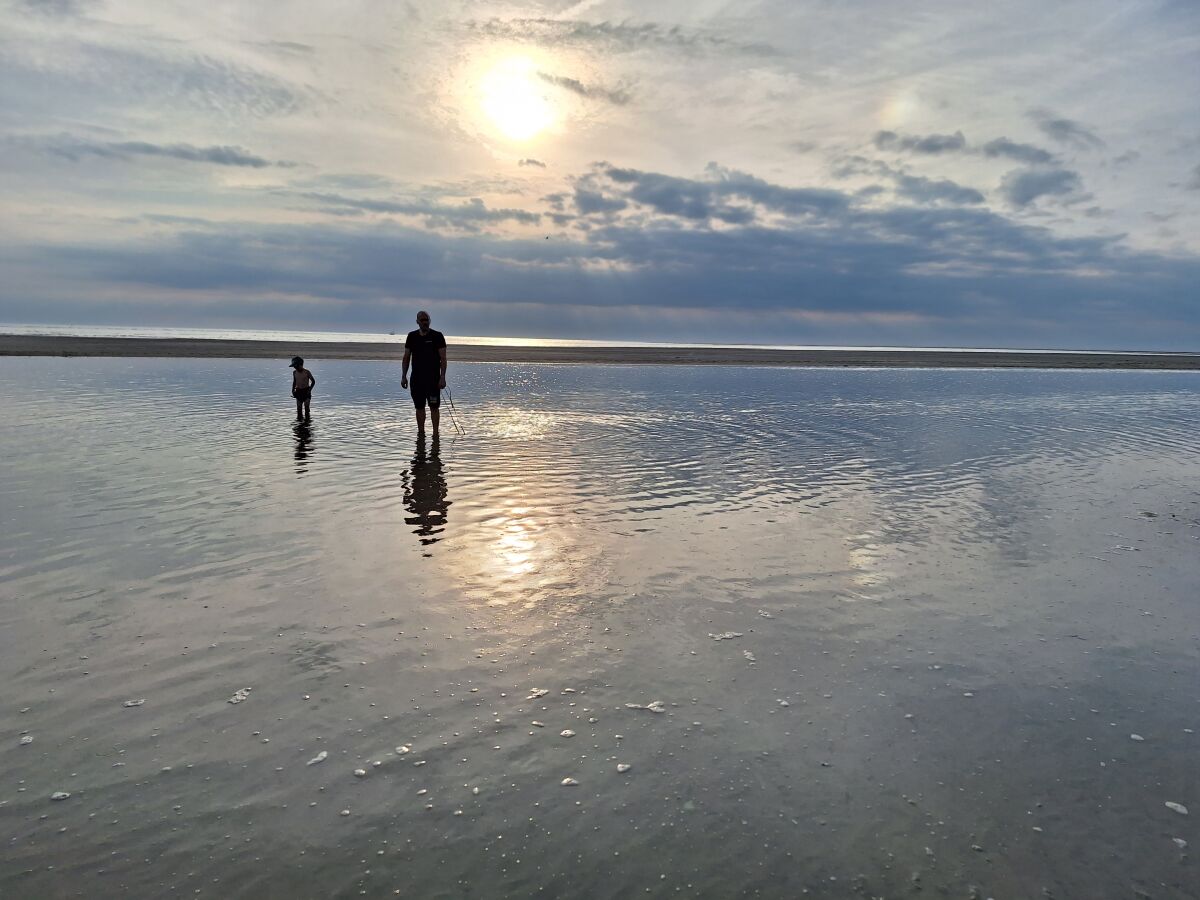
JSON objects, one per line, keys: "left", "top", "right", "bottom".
{"left": 1, "top": 0, "right": 1198, "bottom": 349}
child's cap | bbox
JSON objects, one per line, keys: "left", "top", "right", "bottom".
{"left": 290, "top": 356, "right": 303, "bottom": 368}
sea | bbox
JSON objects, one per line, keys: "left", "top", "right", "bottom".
{"left": 0, "top": 351, "right": 1197, "bottom": 898}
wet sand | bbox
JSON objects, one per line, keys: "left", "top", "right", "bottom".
{"left": 3, "top": 333, "right": 1200, "bottom": 369}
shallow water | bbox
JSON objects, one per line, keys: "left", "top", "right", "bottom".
{"left": 1, "top": 358, "right": 1197, "bottom": 898}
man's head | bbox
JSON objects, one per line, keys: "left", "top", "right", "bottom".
{"left": 416, "top": 310, "right": 431, "bottom": 333}
{"left": 290, "top": 356, "right": 304, "bottom": 368}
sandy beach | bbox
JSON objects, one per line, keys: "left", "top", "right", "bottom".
{"left": 2, "top": 333, "right": 1199, "bottom": 369}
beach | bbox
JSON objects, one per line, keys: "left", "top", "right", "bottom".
{"left": 3, "top": 333, "right": 1200, "bottom": 369}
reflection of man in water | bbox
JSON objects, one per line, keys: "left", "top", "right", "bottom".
{"left": 402, "top": 436, "right": 450, "bottom": 547}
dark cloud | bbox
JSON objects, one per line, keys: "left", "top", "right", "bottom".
{"left": 31, "top": 134, "right": 292, "bottom": 168}
{"left": 1000, "top": 167, "right": 1083, "bottom": 207}
{"left": 573, "top": 187, "right": 627, "bottom": 215}
{"left": 588, "top": 162, "right": 847, "bottom": 223}
{"left": 537, "top": 72, "right": 630, "bottom": 105}
{"left": 893, "top": 174, "right": 984, "bottom": 205}
{"left": 1030, "top": 109, "right": 1105, "bottom": 150}
{"left": 9, "top": 156, "right": 1200, "bottom": 349}
{"left": 465, "top": 18, "right": 776, "bottom": 55}
{"left": 980, "top": 137, "right": 1057, "bottom": 165}
{"left": 1187, "top": 164, "right": 1200, "bottom": 190}
{"left": 519, "top": 158, "right": 547, "bottom": 168}
{"left": 288, "top": 192, "right": 541, "bottom": 229}
{"left": 874, "top": 130, "right": 967, "bottom": 154}
{"left": 1112, "top": 150, "right": 1140, "bottom": 166}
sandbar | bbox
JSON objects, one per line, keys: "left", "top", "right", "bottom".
{"left": 2, "top": 333, "right": 1199, "bottom": 369}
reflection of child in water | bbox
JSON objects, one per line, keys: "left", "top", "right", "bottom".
{"left": 289, "top": 356, "right": 316, "bottom": 421}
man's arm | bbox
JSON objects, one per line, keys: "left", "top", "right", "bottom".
{"left": 401, "top": 349, "right": 411, "bottom": 387}
{"left": 438, "top": 347, "right": 447, "bottom": 389}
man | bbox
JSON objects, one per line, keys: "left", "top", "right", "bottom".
{"left": 401, "top": 310, "right": 447, "bottom": 436}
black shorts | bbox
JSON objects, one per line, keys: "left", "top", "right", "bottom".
{"left": 410, "top": 382, "right": 440, "bottom": 408}
{"left": 294, "top": 388, "right": 311, "bottom": 403}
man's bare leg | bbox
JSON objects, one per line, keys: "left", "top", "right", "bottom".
{"left": 415, "top": 406, "right": 426, "bottom": 435}
{"left": 430, "top": 406, "right": 440, "bottom": 436}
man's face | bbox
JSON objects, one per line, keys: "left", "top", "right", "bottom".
{"left": 417, "top": 315, "right": 430, "bottom": 332}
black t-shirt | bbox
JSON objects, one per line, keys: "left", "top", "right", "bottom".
{"left": 405, "top": 328, "right": 446, "bottom": 382}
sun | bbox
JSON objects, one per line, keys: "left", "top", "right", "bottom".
{"left": 479, "top": 56, "right": 556, "bottom": 142}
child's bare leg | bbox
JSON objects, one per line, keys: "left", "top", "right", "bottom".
{"left": 303, "top": 399, "right": 311, "bottom": 421}
{"left": 296, "top": 398, "right": 303, "bottom": 419}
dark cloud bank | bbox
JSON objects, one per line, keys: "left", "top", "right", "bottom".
{"left": 5, "top": 161, "right": 1198, "bottom": 350}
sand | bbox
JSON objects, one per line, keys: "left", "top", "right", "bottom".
{"left": 2, "top": 333, "right": 1199, "bottom": 369}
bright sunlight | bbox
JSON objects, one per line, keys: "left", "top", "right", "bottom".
{"left": 479, "top": 56, "right": 556, "bottom": 141}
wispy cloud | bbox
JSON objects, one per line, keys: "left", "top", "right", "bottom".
{"left": 288, "top": 192, "right": 542, "bottom": 229}
{"left": 518, "top": 158, "right": 547, "bottom": 168}
{"left": 874, "top": 130, "right": 967, "bottom": 155}
{"left": 464, "top": 18, "right": 776, "bottom": 55}
{"left": 30, "top": 134, "right": 294, "bottom": 168}
{"left": 1030, "top": 108, "right": 1105, "bottom": 150}
{"left": 537, "top": 71, "right": 630, "bottom": 105}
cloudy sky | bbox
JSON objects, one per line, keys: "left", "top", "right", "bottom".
{"left": 2, "top": 0, "right": 1198, "bottom": 348}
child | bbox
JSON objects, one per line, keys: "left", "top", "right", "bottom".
{"left": 289, "top": 356, "right": 316, "bottom": 421}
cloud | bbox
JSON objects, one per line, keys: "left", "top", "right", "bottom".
{"left": 8, "top": 154, "right": 1200, "bottom": 349}
{"left": 573, "top": 186, "right": 627, "bottom": 214}
{"left": 1000, "top": 167, "right": 1084, "bottom": 207}
{"left": 893, "top": 174, "right": 985, "bottom": 205}
{"left": 1187, "top": 164, "right": 1200, "bottom": 190}
{"left": 980, "top": 137, "right": 1057, "bottom": 165}
{"left": 519, "top": 158, "right": 547, "bottom": 168}
{"left": 28, "top": 134, "right": 292, "bottom": 167}
{"left": 586, "top": 162, "right": 848, "bottom": 224}
{"left": 874, "top": 130, "right": 967, "bottom": 155}
{"left": 289, "top": 192, "right": 542, "bottom": 229}
{"left": 1030, "top": 109, "right": 1105, "bottom": 150}
{"left": 537, "top": 71, "right": 630, "bottom": 105}
{"left": 0, "top": 37, "right": 303, "bottom": 119}
{"left": 12, "top": 0, "right": 96, "bottom": 15}
{"left": 464, "top": 18, "right": 775, "bottom": 55}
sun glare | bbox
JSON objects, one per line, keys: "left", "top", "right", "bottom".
{"left": 479, "top": 56, "right": 555, "bottom": 141}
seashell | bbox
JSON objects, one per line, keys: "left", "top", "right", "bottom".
{"left": 1165, "top": 801, "right": 1188, "bottom": 815}
{"left": 122, "top": 699, "right": 145, "bottom": 708}
{"left": 395, "top": 745, "right": 411, "bottom": 754}
{"left": 616, "top": 763, "right": 632, "bottom": 773}
{"left": 625, "top": 700, "right": 666, "bottom": 713}
{"left": 561, "top": 777, "right": 579, "bottom": 786}
{"left": 708, "top": 632, "right": 743, "bottom": 641}
{"left": 526, "top": 688, "right": 549, "bottom": 700}
{"left": 20, "top": 735, "right": 33, "bottom": 746}
{"left": 306, "top": 751, "right": 327, "bottom": 766}
{"left": 50, "top": 792, "right": 70, "bottom": 801}
{"left": 560, "top": 730, "right": 575, "bottom": 738}
{"left": 353, "top": 769, "right": 367, "bottom": 778}
{"left": 227, "top": 687, "right": 252, "bottom": 704}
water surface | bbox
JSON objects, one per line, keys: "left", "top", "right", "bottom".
{"left": 2, "top": 359, "right": 1197, "bottom": 898}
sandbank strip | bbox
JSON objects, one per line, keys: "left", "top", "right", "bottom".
{"left": 2, "top": 334, "right": 1199, "bottom": 370}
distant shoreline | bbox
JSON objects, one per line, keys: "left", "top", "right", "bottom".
{"left": 2, "top": 334, "right": 1199, "bottom": 370}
